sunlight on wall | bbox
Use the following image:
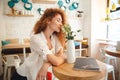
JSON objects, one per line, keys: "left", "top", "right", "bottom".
{"left": 108, "top": 20, "right": 120, "bottom": 41}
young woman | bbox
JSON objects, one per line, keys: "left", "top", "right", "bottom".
{"left": 11, "top": 8, "right": 67, "bottom": 80}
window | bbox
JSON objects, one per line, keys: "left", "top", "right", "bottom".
{"left": 107, "top": 20, "right": 120, "bottom": 41}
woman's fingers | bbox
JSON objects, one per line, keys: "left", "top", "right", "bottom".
{"left": 36, "top": 71, "right": 47, "bottom": 80}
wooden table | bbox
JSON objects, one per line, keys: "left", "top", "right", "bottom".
{"left": 105, "top": 47, "right": 120, "bottom": 80}
{"left": 2, "top": 43, "right": 30, "bottom": 60}
{"left": 52, "top": 59, "right": 106, "bottom": 80}
{"left": 105, "top": 47, "right": 120, "bottom": 58}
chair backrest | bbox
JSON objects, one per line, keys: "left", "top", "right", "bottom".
{"left": 6, "top": 55, "right": 15, "bottom": 65}
{"left": 82, "top": 38, "right": 88, "bottom": 45}
{"left": 99, "top": 48, "right": 106, "bottom": 56}
{"left": 23, "top": 38, "right": 30, "bottom": 43}
{"left": 2, "top": 55, "right": 21, "bottom": 68}
{"left": 6, "top": 38, "right": 19, "bottom": 44}
{"left": 82, "top": 37, "right": 89, "bottom": 48}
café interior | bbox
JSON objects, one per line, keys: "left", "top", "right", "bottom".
{"left": 0, "top": 0, "right": 120, "bottom": 80}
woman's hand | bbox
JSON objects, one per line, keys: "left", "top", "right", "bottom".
{"left": 47, "top": 48, "right": 65, "bottom": 66}
{"left": 55, "top": 48, "right": 63, "bottom": 57}
{"left": 36, "top": 62, "right": 51, "bottom": 80}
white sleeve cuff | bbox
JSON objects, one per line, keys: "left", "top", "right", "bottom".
{"left": 42, "top": 50, "right": 52, "bottom": 62}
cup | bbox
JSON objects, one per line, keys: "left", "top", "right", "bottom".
{"left": 116, "top": 41, "right": 120, "bottom": 51}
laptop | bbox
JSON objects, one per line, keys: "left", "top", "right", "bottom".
{"left": 73, "top": 57, "right": 100, "bottom": 71}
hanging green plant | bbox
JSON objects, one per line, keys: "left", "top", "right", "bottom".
{"left": 24, "top": 2, "right": 32, "bottom": 10}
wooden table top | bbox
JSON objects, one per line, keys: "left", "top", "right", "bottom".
{"left": 2, "top": 43, "right": 30, "bottom": 49}
{"left": 52, "top": 59, "right": 106, "bottom": 80}
{"left": 105, "top": 47, "right": 120, "bottom": 58}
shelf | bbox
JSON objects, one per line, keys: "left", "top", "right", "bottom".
{"left": 32, "top": 0, "right": 57, "bottom": 4}
{"left": 6, "top": 14, "right": 34, "bottom": 17}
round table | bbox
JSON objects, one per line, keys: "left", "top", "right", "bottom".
{"left": 52, "top": 60, "right": 106, "bottom": 80}
{"left": 105, "top": 47, "right": 120, "bottom": 80}
{"left": 105, "top": 47, "right": 120, "bottom": 58}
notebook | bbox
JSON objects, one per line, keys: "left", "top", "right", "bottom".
{"left": 73, "top": 57, "right": 100, "bottom": 71}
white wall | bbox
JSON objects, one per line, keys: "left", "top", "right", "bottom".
{"left": 91, "top": 0, "right": 107, "bottom": 60}
{"left": 0, "top": 0, "right": 5, "bottom": 76}
{"left": 78, "top": 0, "right": 107, "bottom": 58}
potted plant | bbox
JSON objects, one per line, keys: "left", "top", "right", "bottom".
{"left": 62, "top": 24, "right": 81, "bottom": 63}
{"left": 62, "top": 24, "right": 81, "bottom": 41}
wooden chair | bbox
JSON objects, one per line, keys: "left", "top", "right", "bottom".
{"left": 2, "top": 55, "right": 21, "bottom": 80}
{"left": 75, "top": 37, "right": 89, "bottom": 57}
{"left": 23, "top": 38, "right": 30, "bottom": 43}
{"left": 6, "top": 38, "right": 19, "bottom": 44}
{"left": 99, "top": 46, "right": 116, "bottom": 80}
{"left": 105, "top": 64, "right": 115, "bottom": 80}
{"left": 81, "top": 37, "right": 89, "bottom": 56}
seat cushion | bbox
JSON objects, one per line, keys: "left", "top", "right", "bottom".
{"left": 1, "top": 40, "right": 11, "bottom": 46}
{"left": 82, "top": 44, "right": 88, "bottom": 48}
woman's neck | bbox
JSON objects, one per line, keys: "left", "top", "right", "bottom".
{"left": 43, "top": 28, "right": 53, "bottom": 49}
{"left": 43, "top": 27, "right": 53, "bottom": 40}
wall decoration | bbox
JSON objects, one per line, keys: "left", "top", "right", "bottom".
{"left": 57, "top": 0, "right": 79, "bottom": 11}
{"left": 37, "top": 8, "right": 44, "bottom": 15}
{"left": 69, "top": 2, "right": 79, "bottom": 10}
{"left": 61, "top": 6, "right": 66, "bottom": 11}
{"left": 106, "top": 0, "right": 120, "bottom": 20}
{"left": 57, "top": 0, "right": 63, "bottom": 8}
{"left": 7, "top": 0, "right": 33, "bottom": 12}
{"left": 77, "top": 11, "right": 83, "bottom": 17}
{"left": 21, "top": 0, "right": 28, "bottom": 3}
{"left": 11, "top": 0, "right": 20, "bottom": 3}
{"left": 24, "top": 2, "right": 32, "bottom": 10}
{"left": 65, "top": 0, "right": 70, "bottom": 4}
{"left": 8, "top": 1, "right": 15, "bottom": 8}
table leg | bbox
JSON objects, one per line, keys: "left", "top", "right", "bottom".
{"left": 118, "top": 58, "right": 120, "bottom": 80}
{"left": 79, "top": 42, "right": 82, "bottom": 56}
{"left": 23, "top": 47, "right": 26, "bottom": 60}
{"left": 117, "top": 58, "right": 120, "bottom": 80}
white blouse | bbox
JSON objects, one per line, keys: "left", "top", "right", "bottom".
{"left": 17, "top": 32, "right": 62, "bottom": 80}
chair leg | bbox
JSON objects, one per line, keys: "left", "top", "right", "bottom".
{"left": 3, "top": 65, "right": 7, "bottom": 80}
{"left": 105, "top": 72, "right": 108, "bottom": 80}
{"left": 8, "top": 67, "right": 11, "bottom": 80}
{"left": 105, "top": 57, "right": 110, "bottom": 64}
{"left": 112, "top": 70, "right": 115, "bottom": 80}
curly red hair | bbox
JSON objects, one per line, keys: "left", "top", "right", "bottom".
{"left": 33, "top": 8, "right": 67, "bottom": 48}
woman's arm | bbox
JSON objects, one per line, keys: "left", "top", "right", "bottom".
{"left": 47, "top": 48, "right": 65, "bottom": 66}
{"left": 36, "top": 62, "right": 51, "bottom": 80}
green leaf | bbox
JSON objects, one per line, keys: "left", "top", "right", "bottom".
{"left": 62, "top": 24, "right": 81, "bottom": 40}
